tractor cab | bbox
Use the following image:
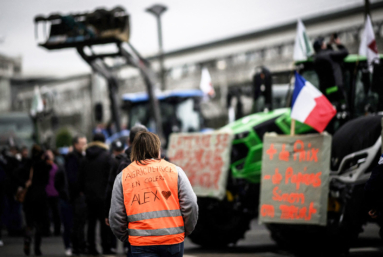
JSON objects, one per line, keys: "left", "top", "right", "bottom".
{"left": 297, "top": 54, "right": 383, "bottom": 121}
{"left": 122, "top": 89, "right": 206, "bottom": 145}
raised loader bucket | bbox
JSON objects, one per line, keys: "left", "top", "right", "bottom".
{"left": 35, "top": 6, "right": 130, "bottom": 50}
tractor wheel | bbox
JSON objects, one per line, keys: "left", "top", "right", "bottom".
{"left": 188, "top": 197, "right": 253, "bottom": 247}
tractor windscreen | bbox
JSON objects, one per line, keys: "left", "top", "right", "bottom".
{"left": 298, "top": 56, "right": 383, "bottom": 121}
{"left": 35, "top": 7, "right": 129, "bottom": 50}
{"left": 129, "top": 98, "right": 202, "bottom": 134}
{"left": 344, "top": 69, "right": 379, "bottom": 116}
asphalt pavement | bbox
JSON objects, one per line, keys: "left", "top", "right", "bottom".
{"left": 0, "top": 219, "right": 382, "bottom": 257}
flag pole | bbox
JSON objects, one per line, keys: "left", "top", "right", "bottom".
{"left": 288, "top": 61, "right": 296, "bottom": 136}
{"left": 291, "top": 119, "right": 295, "bottom": 136}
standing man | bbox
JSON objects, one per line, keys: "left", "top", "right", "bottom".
{"left": 313, "top": 35, "right": 349, "bottom": 104}
{"left": 45, "top": 150, "right": 61, "bottom": 236}
{"left": 22, "top": 145, "right": 51, "bottom": 256}
{"left": 4, "top": 146, "right": 23, "bottom": 237}
{"left": 105, "top": 125, "right": 148, "bottom": 226}
{"left": 313, "top": 35, "right": 349, "bottom": 133}
{"left": 104, "top": 140, "right": 126, "bottom": 226}
{"left": 105, "top": 139, "right": 126, "bottom": 254}
{"left": 104, "top": 125, "right": 148, "bottom": 255}
{"left": 79, "top": 133, "right": 113, "bottom": 255}
{"left": 65, "top": 135, "right": 87, "bottom": 255}
{"left": 109, "top": 131, "right": 198, "bottom": 257}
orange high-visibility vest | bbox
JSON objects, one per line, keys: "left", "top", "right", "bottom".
{"left": 121, "top": 159, "right": 185, "bottom": 246}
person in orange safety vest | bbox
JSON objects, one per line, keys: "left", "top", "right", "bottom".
{"left": 109, "top": 131, "right": 198, "bottom": 257}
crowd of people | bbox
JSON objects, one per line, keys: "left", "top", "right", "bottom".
{"left": 0, "top": 124, "right": 149, "bottom": 256}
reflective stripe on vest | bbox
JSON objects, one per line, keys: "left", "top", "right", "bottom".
{"left": 128, "top": 226, "right": 185, "bottom": 237}
{"left": 121, "top": 159, "right": 185, "bottom": 246}
{"left": 127, "top": 210, "right": 182, "bottom": 222}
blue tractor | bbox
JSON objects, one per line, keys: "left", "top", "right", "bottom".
{"left": 121, "top": 89, "right": 209, "bottom": 146}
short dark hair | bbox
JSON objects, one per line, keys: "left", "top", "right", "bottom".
{"left": 129, "top": 125, "right": 148, "bottom": 144}
{"left": 313, "top": 37, "right": 325, "bottom": 53}
{"left": 111, "top": 140, "right": 124, "bottom": 152}
{"left": 93, "top": 133, "right": 105, "bottom": 143}
{"left": 131, "top": 131, "right": 161, "bottom": 165}
{"left": 72, "top": 135, "right": 85, "bottom": 146}
{"left": 31, "top": 144, "right": 43, "bottom": 161}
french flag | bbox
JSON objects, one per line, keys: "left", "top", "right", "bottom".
{"left": 291, "top": 72, "right": 336, "bottom": 132}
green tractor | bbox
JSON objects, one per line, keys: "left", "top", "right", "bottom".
{"left": 188, "top": 54, "right": 383, "bottom": 255}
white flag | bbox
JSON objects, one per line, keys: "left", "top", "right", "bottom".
{"left": 293, "top": 19, "right": 314, "bottom": 61}
{"left": 30, "top": 86, "right": 44, "bottom": 117}
{"left": 200, "top": 67, "right": 215, "bottom": 99}
{"left": 359, "top": 15, "right": 379, "bottom": 72}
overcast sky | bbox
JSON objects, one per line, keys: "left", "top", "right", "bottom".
{"left": 0, "top": 0, "right": 372, "bottom": 76}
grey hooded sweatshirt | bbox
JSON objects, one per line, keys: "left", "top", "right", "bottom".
{"left": 109, "top": 165, "right": 198, "bottom": 243}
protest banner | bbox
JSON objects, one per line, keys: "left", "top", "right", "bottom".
{"left": 167, "top": 132, "right": 233, "bottom": 200}
{"left": 259, "top": 133, "right": 331, "bottom": 225}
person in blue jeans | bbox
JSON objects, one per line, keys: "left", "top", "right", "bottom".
{"left": 109, "top": 131, "right": 198, "bottom": 257}
{"left": 130, "top": 243, "right": 184, "bottom": 257}
{"left": 105, "top": 125, "right": 148, "bottom": 256}
{"left": 54, "top": 163, "right": 73, "bottom": 256}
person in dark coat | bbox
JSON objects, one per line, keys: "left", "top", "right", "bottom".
{"left": 104, "top": 125, "right": 148, "bottom": 223}
{"left": 22, "top": 145, "right": 51, "bottom": 256}
{"left": 64, "top": 135, "right": 87, "bottom": 255}
{"left": 54, "top": 154, "right": 74, "bottom": 256}
{"left": 3, "top": 146, "right": 23, "bottom": 237}
{"left": 44, "top": 150, "right": 61, "bottom": 236}
{"left": 313, "top": 35, "right": 349, "bottom": 104}
{"left": 65, "top": 136, "right": 87, "bottom": 202}
{"left": 104, "top": 125, "right": 147, "bottom": 255}
{"left": 79, "top": 133, "right": 113, "bottom": 255}
{"left": 104, "top": 141, "right": 126, "bottom": 224}
{"left": 103, "top": 139, "right": 126, "bottom": 254}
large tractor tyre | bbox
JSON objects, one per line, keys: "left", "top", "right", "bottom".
{"left": 188, "top": 197, "right": 253, "bottom": 247}
{"left": 267, "top": 184, "right": 367, "bottom": 257}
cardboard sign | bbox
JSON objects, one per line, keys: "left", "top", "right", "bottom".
{"left": 167, "top": 132, "right": 233, "bottom": 200}
{"left": 259, "top": 133, "right": 331, "bottom": 226}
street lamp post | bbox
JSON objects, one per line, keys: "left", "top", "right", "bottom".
{"left": 146, "top": 4, "right": 167, "bottom": 91}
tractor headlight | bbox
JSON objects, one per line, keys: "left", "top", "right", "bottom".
{"left": 338, "top": 153, "right": 367, "bottom": 175}
{"left": 234, "top": 131, "right": 249, "bottom": 140}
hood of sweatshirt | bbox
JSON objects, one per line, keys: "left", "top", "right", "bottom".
{"left": 85, "top": 141, "right": 109, "bottom": 160}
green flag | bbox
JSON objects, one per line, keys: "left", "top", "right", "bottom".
{"left": 30, "top": 86, "right": 44, "bottom": 117}
{"left": 293, "top": 19, "right": 314, "bottom": 61}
